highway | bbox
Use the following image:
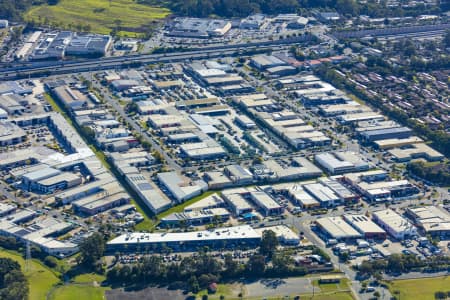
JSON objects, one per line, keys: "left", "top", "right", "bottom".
{"left": 332, "top": 23, "right": 450, "bottom": 40}
{"left": 0, "top": 35, "right": 313, "bottom": 80}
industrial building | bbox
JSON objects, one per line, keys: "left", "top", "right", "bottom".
{"left": 203, "top": 171, "right": 233, "bottom": 189}
{"left": 224, "top": 165, "right": 254, "bottom": 185}
{"left": 343, "top": 214, "right": 387, "bottom": 240}
{"left": 0, "top": 20, "right": 8, "bottom": 28}
{"left": 388, "top": 143, "right": 444, "bottom": 162}
{"left": 106, "top": 225, "right": 261, "bottom": 253}
{"left": 405, "top": 207, "right": 450, "bottom": 239}
{"left": 0, "top": 121, "right": 27, "bottom": 146}
{"left": 372, "top": 209, "right": 417, "bottom": 240}
{"left": 125, "top": 172, "right": 171, "bottom": 214}
{"left": 0, "top": 218, "right": 78, "bottom": 257}
{"left": 303, "top": 183, "right": 341, "bottom": 207}
{"left": 0, "top": 94, "right": 27, "bottom": 115}
{"left": 315, "top": 217, "right": 362, "bottom": 241}
{"left": 179, "top": 141, "right": 227, "bottom": 160}
{"left": 157, "top": 172, "right": 207, "bottom": 203}
{"left": 255, "top": 225, "right": 300, "bottom": 245}
{"left": 166, "top": 18, "right": 232, "bottom": 38}
{"left": 52, "top": 85, "right": 89, "bottom": 111}
{"left": 250, "top": 55, "right": 287, "bottom": 70}
{"left": 287, "top": 185, "right": 320, "bottom": 209}
{"left": 315, "top": 151, "right": 369, "bottom": 175}
{"left": 360, "top": 127, "right": 413, "bottom": 143}
{"left": 73, "top": 192, "right": 130, "bottom": 216}
{"left": 249, "top": 191, "right": 283, "bottom": 216}
{"left": 221, "top": 188, "right": 253, "bottom": 216}
{"left": 160, "top": 208, "right": 230, "bottom": 227}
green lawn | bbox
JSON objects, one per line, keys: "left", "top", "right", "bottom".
{"left": 0, "top": 249, "right": 60, "bottom": 300}
{"left": 48, "top": 273, "right": 109, "bottom": 300}
{"left": 25, "top": 0, "right": 170, "bottom": 36}
{"left": 387, "top": 276, "right": 450, "bottom": 300}
{"left": 157, "top": 191, "right": 217, "bottom": 219}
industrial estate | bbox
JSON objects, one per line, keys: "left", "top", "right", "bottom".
{"left": 0, "top": 1, "right": 450, "bottom": 300}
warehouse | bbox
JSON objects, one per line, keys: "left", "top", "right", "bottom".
{"left": 179, "top": 142, "right": 227, "bottom": 160}
{"left": 315, "top": 152, "right": 355, "bottom": 175}
{"left": 0, "top": 203, "right": 16, "bottom": 217}
{"left": 338, "top": 112, "right": 384, "bottom": 124}
{"left": 303, "top": 183, "right": 341, "bottom": 207}
{"left": 319, "top": 103, "right": 368, "bottom": 116}
{"left": 266, "top": 66, "right": 298, "bottom": 77}
{"left": 52, "top": 85, "right": 89, "bottom": 111}
{"left": 0, "top": 121, "right": 27, "bottom": 146}
{"left": 356, "top": 180, "right": 419, "bottom": 202}
{"left": 288, "top": 186, "right": 320, "bottom": 209}
{"left": 372, "top": 209, "right": 417, "bottom": 240}
{"left": 106, "top": 225, "right": 261, "bottom": 253}
{"left": 255, "top": 225, "right": 300, "bottom": 245}
{"left": 319, "top": 178, "right": 358, "bottom": 203}
{"left": 374, "top": 136, "right": 423, "bottom": 149}
{"left": 54, "top": 177, "right": 115, "bottom": 204}
{"left": 221, "top": 189, "right": 253, "bottom": 216}
{"left": 250, "top": 55, "right": 287, "bottom": 70}
{"left": 203, "top": 171, "right": 233, "bottom": 189}
{"left": 157, "top": 172, "right": 206, "bottom": 203}
{"left": 224, "top": 165, "right": 254, "bottom": 185}
{"left": 34, "top": 172, "right": 82, "bottom": 194}
{"left": 73, "top": 192, "right": 130, "bottom": 216}
{"left": 405, "top": 206, "right": 450, "bottom": 239}
{"left": 0, "top": 94, "right": 26, "bottom": 115}
{"left": 0, "top": 20, "right": 8, "bottom": 28}
{"left": 360, "top": 127, "right": 413, "bottom": 143}
{"left": 160, "top": 208, "right": 230, "bottom": 227}
{"left": 250, "top": 191, "right": 283, "bottom": 216}
{"left": 343, "top": 214, "right": 386, "bottom": 239}
{"left": 388, "top": 143, "right": 444, "bottom": 162}
{"left": 126, "top": 173, "right": 171, "bottom": 214}
{"left": 235, "top": 114, "right": 256, "bottom": 129}
{"left": 315, "top": 217, "right": 362, "bottom": 241}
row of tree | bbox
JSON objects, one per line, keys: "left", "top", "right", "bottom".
{"left": 357, "top": 253, "right": 450, "bottom": 278}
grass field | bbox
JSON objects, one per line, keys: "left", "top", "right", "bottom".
{"left": 24, "top": 0, "right": 170, "bottom": 36}
{"left": 0, "top": 249, "right": 60, "bottom": 300}
{"left": 386, "top": 276, "right": 450, "bottom": 300}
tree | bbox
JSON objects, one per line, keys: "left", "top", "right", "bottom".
{"left": 444, "top": 30, "right": 450, "bottom": 48}
{"left": 79, "top": 232, "right": 105, "bottom": 268}
{"left": 223, "top": 254, "right": 238, "bottom": 278}
{"left": 187, "top": 275, "right": 200, "bottom": 293}
{"left": 259, "top": 230, "right": 278, "bottom": 258}
{"left": 44, "top": 256, "right": 58, "bottom": 268}
{"left": 246, "top": 254, "right": 266, "bottom": 276}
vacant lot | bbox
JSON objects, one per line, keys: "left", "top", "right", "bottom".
{"left": 387, "top": 276, "right": 450, "bottom": 300}
{"left": 25, "top": 0, "right": 170, "bottom": 36}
